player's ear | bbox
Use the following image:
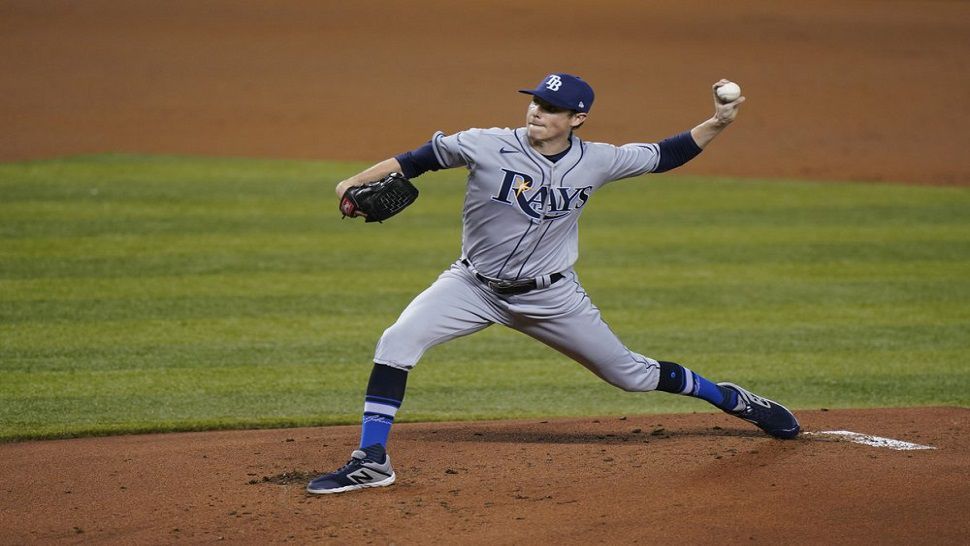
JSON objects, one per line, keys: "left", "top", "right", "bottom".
{"left": 570, "top": 113, "right": 587, "bottom": 128}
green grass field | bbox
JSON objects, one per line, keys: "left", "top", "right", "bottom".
{"left": 1, "top": 155, "right": 968, "bottom": 440}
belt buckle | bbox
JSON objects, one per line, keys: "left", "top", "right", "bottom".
{"left": 487, "top": 280, "right": 513, "bottom": 294}
{"left": 488, "top": 279, "right": 531, "bottom": 295}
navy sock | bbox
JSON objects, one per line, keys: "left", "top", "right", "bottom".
{"left": 360, "top": 363, "right": 408, "bottom": 449}
{"left": 655, "top": 361, "right": 740, "bottom": 411}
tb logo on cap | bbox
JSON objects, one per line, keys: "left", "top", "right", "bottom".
{"left": 545, "top": 75, "right": 563, "bottom": 91}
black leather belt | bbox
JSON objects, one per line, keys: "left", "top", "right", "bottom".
{"left": 461, "top": 259, "right": 564, "bottom": 295}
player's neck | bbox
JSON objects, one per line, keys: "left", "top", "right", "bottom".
{"left": 528, "top": 132, "right": 572, "bottom": 156}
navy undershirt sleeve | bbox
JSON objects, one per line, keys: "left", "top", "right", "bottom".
{"left": 394, "top": 141, "right": 443, "bottom": 179}
{"left": 654, "top": 131, "right": 703, "bottom": 173}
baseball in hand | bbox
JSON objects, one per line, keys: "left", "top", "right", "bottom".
{"left": 716, "top": 82, "right": 742, "bottom": 103}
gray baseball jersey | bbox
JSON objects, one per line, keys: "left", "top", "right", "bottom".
{"left": 374, "top": 127, "right": 663, "bottom": 392}
{"left": 432, "top": 127, "right": 660, "bottom": 279}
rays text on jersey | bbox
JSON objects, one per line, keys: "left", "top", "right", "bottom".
{"left": 491, "top": 168, "right": 591, "bottom": 220}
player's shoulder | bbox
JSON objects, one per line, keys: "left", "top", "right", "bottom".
{"left": 582, "top": 139, "right": 659, "bottom": 156}
{"left": 577, "top": 139, "right": 623, "bottom": 159}
{"left": 433, "top": 127, "right": 514, "bottom": 142}
{"left": 434, "top": 127, "right": 516, "bottom": 151}
{"left": 476, "top": 127, "right": 516, "bottom": 135}
{"left": 572, "top": 139, "right": 660, "bottom": 174}
{"left": 434, "top": 127, "right": 513, "bottom": 136}
{"left": 460, "top": 127, "right": 516, "bottom": 140}
{"left": 579, "top": 139, "right": 613, "bottom": 151}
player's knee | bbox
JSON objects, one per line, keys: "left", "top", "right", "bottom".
{"left": 614, "top": 379, "right": 654, "bottom": 393}
{"left": 596, "top": 358, "right": 659, "bottom": 392}
{"left": 374, "top": 322, "right": 426, "bottom": 369}
{"left": 378, "top": 321, "right": 422, "bottom": 348}
{"left": 594, "top": 370, "right": 653, "bottom": 392}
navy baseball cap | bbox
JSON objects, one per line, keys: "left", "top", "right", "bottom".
{"left": 519, "top": 73, "right": 594, "bottom": 113}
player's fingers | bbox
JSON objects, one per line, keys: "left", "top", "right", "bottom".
{"left": 719, "top": 95, "right": 746, "bottom": 107}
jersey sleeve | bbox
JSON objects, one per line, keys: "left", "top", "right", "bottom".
{"left": 429, "top": 130, "right": 472, "bottom": 169}
{"left": 604, "top": 142, "right": 661, "bottom": 181}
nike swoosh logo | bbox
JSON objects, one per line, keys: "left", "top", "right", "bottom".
{"left": 499, "top": 147, "right": 519, "bottom": 154}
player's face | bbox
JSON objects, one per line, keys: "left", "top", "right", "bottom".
{"left": 526, "top": 98, "right": 587, "bottom": 144}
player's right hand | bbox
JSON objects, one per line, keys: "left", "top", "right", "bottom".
{"left": 712, "top": 79, "right": 745, "bottom": 126}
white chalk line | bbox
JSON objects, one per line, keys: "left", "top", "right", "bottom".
{"left": 806, "top": 430, "right": 935, "bottom": 451}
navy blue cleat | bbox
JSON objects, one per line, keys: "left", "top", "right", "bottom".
{"left": 718, "top": 382, "right": 800, "bottom": 439}
{"left": 307, "top": 444, "right": 395, "bottom": 495}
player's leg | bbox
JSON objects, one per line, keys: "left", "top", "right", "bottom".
{"left": 509, "top": 272, "right": 661, "bottom": 391}
{"left": 359, "top": 363, "right": 408, "bottom": 450}
{"left": 654, "top": 360, "right": 799, "bottom": 438}
{"left": 308, "top": 264, "right": 505, "bottom": 494}
{"left": 510, "top": 272, "right": 798, "bottom": 438}
{"left": 372, "top": 265, "right": 503, "bottom": 371}
{"left": 654, "top": 360, "right": 741, "bottom": 412}
{"left": 363, "top": 263, "right": 506, "bottom": 446}
{"left": 306, "top": 364, "right": 405, "bottom": 495}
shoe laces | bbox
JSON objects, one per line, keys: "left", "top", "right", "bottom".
{"left": 333, "top": 450, "right": 368, "bottom": 473}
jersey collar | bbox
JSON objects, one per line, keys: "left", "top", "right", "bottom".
{"left": 518, "top": 128, "right": 580, "bottom": 168}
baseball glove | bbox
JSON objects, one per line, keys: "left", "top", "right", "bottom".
{"left": 339, "top": 173, "right": 419, "bottom": 223}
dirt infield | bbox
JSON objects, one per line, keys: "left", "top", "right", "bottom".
{"left": 2, "top": 1, "right": 969, "bottom": 543}
{"left": 1, "top": 408, "right": 967, "bottom": 544}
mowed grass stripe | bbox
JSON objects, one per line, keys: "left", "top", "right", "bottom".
{"left": 3, "top": 320, "right": 967, "bottom": 374}
{"left": 2, "top": 283, "right": 965, "bottom": 325}
{"left": 6, "top": 348, "right": 966, "bottom": 399}
{"left": 4, "top": 222, "right": 969, "bottom": 258}
{"left": 0, "top": 154, "right": 968, "bottom": 439}
{"left": 3, "top": 240, "right": 968, "bottom": 279}
{"left": 2, "top": 314, "right": 965, "bottom": 352}
{"left": 1, "top": 260, "right": 965, "bottom": 303}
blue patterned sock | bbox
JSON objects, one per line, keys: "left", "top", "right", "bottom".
{"left": 360, "top": 395, "right": 400, "bottom": 448}
{"left": 359, "top": 364, "right": 408, "bottom": 449}
{"left": 656, "top": 361, "right": 740, "bottom": 411}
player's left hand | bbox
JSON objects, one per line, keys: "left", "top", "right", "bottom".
{"left": 712, "top": 79, "right": 745, "bottom": 126}
{"left": 339, "top": 172, "right": 419, "bottom": 223}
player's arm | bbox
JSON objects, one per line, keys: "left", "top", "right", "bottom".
{"left": 334, "top": 142, "right": 444, "bottom": 199}
{"left": 335, "top": 158, "right": 403, "bottom": 200}
{"left": 652, "top": 80, "right": 745, "bottom": 173}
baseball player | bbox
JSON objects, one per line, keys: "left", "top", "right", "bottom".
{"left": 307, "top": 74, "right": 799, "bottom": 495}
